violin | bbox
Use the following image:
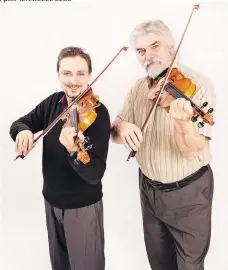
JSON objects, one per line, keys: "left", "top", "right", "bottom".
{"left": 14, "top": 46, "right": 128, "bottom": 161}
{"left": 61, "top": 89, "right": 100, "bottom": 165}
{"left": 152, "top": 67, "right": 214, "bottom": 127}
{"left": 127, "top": 4, "right": 215, "bottom": 161}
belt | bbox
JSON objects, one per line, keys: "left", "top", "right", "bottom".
{"left": 146, "top": 165, "right": 208, "bottom": 191}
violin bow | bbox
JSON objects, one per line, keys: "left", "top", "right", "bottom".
{"left": 126, "top": 4, "right": 200, "bottom": 162}
{"left": 14, "top": 46, "right": 128, "bottom": 161}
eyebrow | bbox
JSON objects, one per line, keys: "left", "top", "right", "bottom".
{"left": 77, "top": 70, "right": 87, "bottom": 73}
{"left": 62, "top": 69, "right": 87, "bottom": 73}
{"left": 136, "top": 41, "right": 160, "bottom": 51}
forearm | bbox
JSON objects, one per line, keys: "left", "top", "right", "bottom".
{"left": 10, "top": 104, "right": 45, "bottom": 141}
{"left": 67, "top": 151, "right": 106, "bottom": 184}
{"left": 173, "top": 119, "right": 207, "bottom": 159}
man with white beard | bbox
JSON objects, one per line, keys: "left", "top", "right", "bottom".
{"left": 111, "top": 20, "right": 216, "bottom": 270}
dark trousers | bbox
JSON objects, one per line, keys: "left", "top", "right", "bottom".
{"left": 44, "top": 199, "right": 105, "bottom": 270}
{"left": 139, "top": 165, "right": 213, "bottom": 270}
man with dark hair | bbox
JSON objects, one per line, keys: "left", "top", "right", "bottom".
{"left": 10, "top": 46, "right": 110, "bottom": 270}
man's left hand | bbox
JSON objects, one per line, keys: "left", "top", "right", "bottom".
{"left": 169, "top": 98, "right": 194, "bottom": 121}
{"left": 59, "top": 126, "right": 78, "bottom": 153}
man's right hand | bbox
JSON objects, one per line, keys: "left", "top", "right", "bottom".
{"left": 15, "top": 130, "right": 34, "bottom": 156}
{"left": 116, "top": 121, "right": 143, "bottom": 151}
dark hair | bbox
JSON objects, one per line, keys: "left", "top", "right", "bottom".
{"left": 57, "top": 46, "right": 92, "bottom": 73}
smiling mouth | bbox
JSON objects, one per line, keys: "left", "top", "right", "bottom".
{"left": 68, "top": 86, "right": 81, "bottom": 91}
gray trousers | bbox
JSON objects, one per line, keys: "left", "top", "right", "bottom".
{"left": 139, "top": 165, "right": 213, "bottom": 270}
{"left": 44, "top": 199, "right": 105, "bottom": 270}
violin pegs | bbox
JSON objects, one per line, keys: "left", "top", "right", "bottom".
{"left": 207, "top": 108, "right": 214, "bottom": 114}
{"left": 191, "top": 115, "right": 199, "bottom": 122}
{"left": 197, "top": 122, "right": 204, "bottom": 128}
{"left": 201, "top": 102, "right": 208, "bottom": 108}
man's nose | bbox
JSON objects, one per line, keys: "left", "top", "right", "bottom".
{"left": 70, "top": 76, "right": 79, "bottom": 85}
{"left": 145, "top": 48, "right": 155, "bottom": 60}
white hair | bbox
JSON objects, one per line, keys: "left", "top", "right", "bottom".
{"left": 129, "top": 19, "right": 175, "bottom": 49}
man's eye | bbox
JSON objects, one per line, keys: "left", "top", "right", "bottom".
{"left": 152, "top": 44, "right": 159, "bottom": 49}
{"left": 138, "top": 50, "right": 145, "bottom": 56}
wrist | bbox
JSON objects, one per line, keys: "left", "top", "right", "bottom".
{"left": 111, "top": 121, "right": 124, "bottom": 143}
{"left": 66, "top": 144, "right": 78, "bottom": 153}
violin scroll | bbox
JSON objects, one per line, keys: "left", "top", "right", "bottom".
{"left": 72, "top": 136, "right": 92, "bottom": 165}
{"left": 191, "top": 101, "right": 214, "bottom": 128}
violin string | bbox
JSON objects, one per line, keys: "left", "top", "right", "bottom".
{"left": 73, "top": 107, "right": 79, "bottom": 143}
{"left": 68, "top": 107, "right": 78, "bottom": 143}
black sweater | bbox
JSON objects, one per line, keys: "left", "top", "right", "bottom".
{"left": 9, "top": 91, "right": 111, "bottom": 209}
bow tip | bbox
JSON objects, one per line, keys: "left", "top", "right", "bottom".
{"left": 123, "top": 46, "right": 128, "bottom": 51}
{"left": 194, "top": 4, "right": 200, "bottom": 10}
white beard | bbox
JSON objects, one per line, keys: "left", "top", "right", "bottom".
{"left": 147, "top": 65, "right": 167, "bottom": 79}
{"left": 144, "top": 58, "right": 167, "bottom": 79}
{"left": 144, "top": 51, "right": 174, "bottom": 79}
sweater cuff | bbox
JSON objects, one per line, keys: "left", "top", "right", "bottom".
{"left": 63, "top": 147, "right": 79, "bottom": 164}
{"left": 18, "top": 125, "right": 32, "bottom": 133}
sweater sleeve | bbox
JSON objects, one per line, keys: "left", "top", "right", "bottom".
{"left": 9, "top": 94, "right": 53, "bottom": 141}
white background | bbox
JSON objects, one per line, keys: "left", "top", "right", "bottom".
{"left": 0, "top": 0, "right": 228, "bottom": 269}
